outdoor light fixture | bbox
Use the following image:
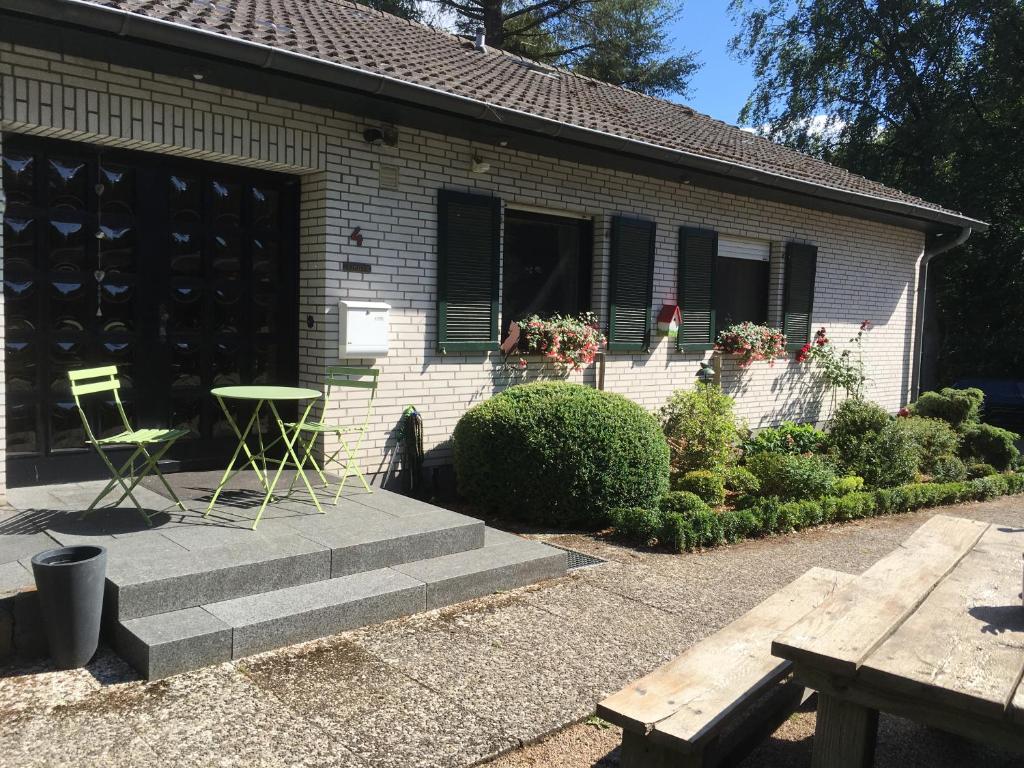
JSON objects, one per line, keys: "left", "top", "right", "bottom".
{"left": 696, "top": 361, "right": 715, "bottom": 385}
{"left": 363, "top": 127, "right": 385, "bottom": 145}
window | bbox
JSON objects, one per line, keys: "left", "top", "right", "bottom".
{"left": 502, "top": 209, "right": 592, "bottom": 336}
{"left": 715, "top": 235, "right": 770, "bottom": 333}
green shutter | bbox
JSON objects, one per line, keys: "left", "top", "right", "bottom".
{"left": 677, "top": 227, "right": 718, "bottom": 351}
{"left": 436, "top": 190, "right": 500, "bottom": 353}
{"left": 782, "top": 242, "right": 818, "bottom": 350}
{"left": 607, "top": 216, "right": 655, "bottom": 352}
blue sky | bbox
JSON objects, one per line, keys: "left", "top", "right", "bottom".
{"left": 667, "top": 3, "right": 756, "bottom": 125}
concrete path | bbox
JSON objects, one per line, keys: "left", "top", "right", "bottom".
{"left": 3, "top": 497, "right": 1024, "bottom": 767}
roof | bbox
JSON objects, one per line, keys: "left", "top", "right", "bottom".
{"left": 8, "top": 0, "right": 984, "bottom": 230}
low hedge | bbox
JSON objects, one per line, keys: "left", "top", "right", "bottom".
{"left": 611, "top": 473, "right": 1024, "bottom": 553}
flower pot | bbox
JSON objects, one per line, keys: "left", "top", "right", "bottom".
{"left": 30, "top": 545, "right": 107, "bottom": 669}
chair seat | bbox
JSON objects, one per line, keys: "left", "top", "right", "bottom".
{"left": 93, "top": 427, "right": 191, "bottom": 446}
{"left": 286, "top": 421, "right": 364, "bottom": 434}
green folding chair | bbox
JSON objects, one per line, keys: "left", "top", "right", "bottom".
{"left": 69, "top": 366, "right": 189, "bottom": 523}
{"left": 289, "top": 367, "right": 379, "bottom": 502}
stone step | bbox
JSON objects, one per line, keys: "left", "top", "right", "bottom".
{"left": 106, "top": 512, "right": 484, "bottom": 621}
{"left": 113, "top": 532, "right": 567, "bottom": 679}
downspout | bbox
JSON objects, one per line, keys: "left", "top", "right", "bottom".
{"left": 910, "top": 226, "right": 973, "bottom": 399}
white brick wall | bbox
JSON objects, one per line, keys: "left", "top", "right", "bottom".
{"left": 0, "top": 43, "right": 925, "bottom": 493}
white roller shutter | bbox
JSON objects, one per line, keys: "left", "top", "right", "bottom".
{"left": 718, "top": 235, "right": 770, "bottom": 262}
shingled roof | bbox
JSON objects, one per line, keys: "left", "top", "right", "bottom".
{"left": 31, "top": 0, "right": 978, "bottom": 226}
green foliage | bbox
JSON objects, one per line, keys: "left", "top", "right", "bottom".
{"left": 911, "top": 388, "right": 985, "bottom": 428}
{"left": 674, "top": 470, "right": 726, "bottom": 505}
{"left": 898, "top": 417, "right": 961, "bottom": 473}
{"left": 659, "top": 490, "right": 709, "bottom": 516}
{"left": 969, "top": 474, "right": 1010, "bottom": 500}
{"left": 966, "top": 462, "right": 998, "bottom": 479}
{"left": 746, "top": 452, "right": 837, "bottom": 500}
{"left": 743, "top": 422, "right": 827, "bottom": 457}
{"left": 830, "top": 475, "right": 864, "bottom": 496}
{"left": 931, "top": 454, "right": 967, "bottom": 483}
{"left": 723, "top": 465, "right": 760, "bottom": 495}
{"left": 719, "top": 509, "right": 760, "bottom": 542}
{"left": 827, "top": 400, "right": 916, "bottom": 488}
{"left": 608, "top": 506, "right": 662, "bottom": 544}
{"left": 453, "top": 382, "right": 669, "bottom": 528}
{"left": 960, "top": 423, "right": 1021, "bottom": 471}
{"left": 660, "top": 384, "right": 742, "bottom": 475}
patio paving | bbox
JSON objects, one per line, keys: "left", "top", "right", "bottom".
{"left": 2, "top": 495, "right": 1024, "bottom": 767}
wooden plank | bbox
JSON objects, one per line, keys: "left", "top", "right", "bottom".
{"left": 773, "top": 515, "right": 989, "bottom": 677}
{"left": 860, "top": 525, "right": 1024, "bottom": 719}
{"left": 810, "top": 693, "right": 878, "bottom": 768}
{"left": 619, "top": 729, "right": 702, "bottom": 768}
{"left": 598, "top": 567, "right": 852, "bottom": 745}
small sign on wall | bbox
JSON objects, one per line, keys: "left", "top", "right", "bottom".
{"left": 343, "top": 261, "right": 372, "bottom": 274}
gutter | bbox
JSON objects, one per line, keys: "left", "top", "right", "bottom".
{"left": 910, "top": 226, "right": 974, "bottom": 398}
{"left": 0, "top": 0, "right": 988, "bottom": 233}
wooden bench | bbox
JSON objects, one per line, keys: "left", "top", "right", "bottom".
{"left": 598, "top": 567, "right": 854, "bottom": 768}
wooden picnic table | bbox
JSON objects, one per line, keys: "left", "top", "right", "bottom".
{"left": 772, "top": 514, "right": 1024, "bottom": 767}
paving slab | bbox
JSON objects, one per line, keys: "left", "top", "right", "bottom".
{"left": 241, "top": 638, "right": 517, "bottom": 768}
{"left": 116, "top": 607, "right": 233, "bottom": 680}
{"left": 205, "top": 567, "right": 426, "bottom": 658}
{"left": 0, "top": 560, "right": 32, "bottom": 593}
{"left": 351, "top": 489, "right": 459, "bottom": 518}
{"left": 0, "top": 531, "right": 59, "bottom": 566}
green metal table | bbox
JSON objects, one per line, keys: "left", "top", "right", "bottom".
{"left": 205, "top": 385, "right": 324, "bottom": 529}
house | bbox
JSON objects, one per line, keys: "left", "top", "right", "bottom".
{"left": 0, "top": 0, "right": 985, "bottom": 497}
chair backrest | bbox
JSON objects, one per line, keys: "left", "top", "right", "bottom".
{"left": 322, "top": 366, "right": 379, "bottom": 427}
{"left": 68, "top": 365, "right": 131, "bottom": 442}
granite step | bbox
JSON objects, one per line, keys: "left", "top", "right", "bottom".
{"left": 106, "top": 511, "right": 485, "bottom": 621}
{"left": 113, "top": 532, "right": 567, "bottom": 679}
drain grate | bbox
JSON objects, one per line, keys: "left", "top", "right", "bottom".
{"left": 546, "top": 543, "right": 607, "bottom": 571}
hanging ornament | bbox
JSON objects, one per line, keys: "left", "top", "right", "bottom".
{"left": 95, "top": 168, "right": 105, "bottom": 318}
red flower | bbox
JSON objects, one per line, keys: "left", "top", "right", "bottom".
{"left": 898, "top": 407, "right": 910, "bottom": 417}
{"left": 860, "top": 319, "right": 873, "bottom": 331}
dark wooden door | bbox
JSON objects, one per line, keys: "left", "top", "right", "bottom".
{"left": 1, "top": 135, "right": 299, "bottom": 486}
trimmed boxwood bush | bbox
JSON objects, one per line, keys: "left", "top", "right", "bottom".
{"left": 675, "top": 470, "right": 726, "bottom": 505}
{"left": 723, "top": 466, "right": 760, "bottom": 495}
{"left": 898, "top": 416, "right": 960, "bottom": 473}
{"left": 911, "top": 387, "right": 984, "bottom": 428}
{"left": 960, "top": 423, "right": 1020, "bottom": 471}
{"left": 966, "top": 462, "right": 998, "bottom": 479}
{"left": 827, "top": 400, "right": 917, "bottom": 488}
{"left": 931, "top": 454, "right": 967, "bottom": 482}
{"left": 743, "top": 422, "right": 827, "bottom": 456}
{"left": 746, "top": 452, "right": 837, "bottom": 500}
{"left": 453, "top": 382, "right": 669, "bottom": 528}
{"left": 659, "top": 490, "right": 710, "bottom": 516}
{"left": 831, "top": 475, "right": 865, "bottom": 495}
{"left": 719, "top": 509, "right": 760, "bottom": 542}
{"left": 608, "top": 507, "right": 662, "bottom": 544}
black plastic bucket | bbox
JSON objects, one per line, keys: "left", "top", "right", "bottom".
{"left": 30, "top": 545, "right": 108, "bottom": 669}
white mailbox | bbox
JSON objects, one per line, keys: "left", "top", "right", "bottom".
{"left": 338, "top": 300, "right": 390, "bottom": 357}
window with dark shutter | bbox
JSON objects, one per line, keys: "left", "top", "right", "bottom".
{"left": 436, "top": 190, "right": 501, "bottom": 353}
{"left": 677, "top": 227, "right": 717, "bottom": 351}
{"left": 607, "top": 216, "right": 655, "bottom": 352}
{"left": 782, "top": 242, "right": 818, "bottom": 350}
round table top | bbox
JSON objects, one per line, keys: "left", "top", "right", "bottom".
{"left": 211, "top": 385, "right": 322, "bottom": 401}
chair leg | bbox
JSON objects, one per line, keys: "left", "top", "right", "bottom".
{"left": 84, "top": 445, "right": 151, "bottom": 524}
{"left": 136, "top": 442, "right": 188, "bottom": 511}
{"left": 109, "top": 441, "right": 178, "bottom": 512}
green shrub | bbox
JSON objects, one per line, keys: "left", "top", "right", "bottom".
{"left": 966, "top": 462, "right": 998, "bottom": 479}
{"left": 609, "top": 507, "right": 662, "bottom": 544}
{"left": 898, "top": 416, "right": 960, "bottom": 473}
{"left": 743, "top": 422, "right": 827, "bottom": 456}
{"left": 746, "top": 452, "right": 837, "bottom": 500}
{"left": 719, "top": 509, "right": 761, "bottom": 542}
{"left": 723, "top": 466, "right": 760, "bottom": 495}
{"left": 911, "top": 387, "right": 984, "bottom": 428}
{"left": 833, "top": 491, "right": 878, "bottom": 520}
{"left": 659, "top": 491, "right": 710, "bottom": 516}
{"left": 969, "top": 474, "right": 1010, "bottom": 500}
{"left": 826, "top": 400, "right": 917, "bottom": 488}
{"left": 675, "top": 470, "right": 726, "bottom": 505}
{"left": 453, "top": 382, "right": 669, "bottom": 528}
{"left": 783, "top": 500, "right": 826, "bottom": 529}
{"left": 831, "top": 475, "right": 865, "bottom": 495}
{"left": 828, "top": 399, "right": 891, "bottom": 450}
{"left": 931, "top": 454, "right": 967, "bottom": 483}
{"left": 1005, "top": 472, "right": 1024, "bottom": 494}
{"left": 960, "top": 423, "right": 1021, "bottom": 471}
{"left": 660, "top": 513, "right": 695, "bottom": 552}
{"left": 660, "top": 384, "right": 743, "bottom": 474}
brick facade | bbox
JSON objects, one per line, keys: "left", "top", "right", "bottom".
{"left": 0, "top": 43, "right": 926, "bottom": 495}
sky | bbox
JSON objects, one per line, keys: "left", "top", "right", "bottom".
{"left": 667, "top": 3, "right": 757, "bottom": 125}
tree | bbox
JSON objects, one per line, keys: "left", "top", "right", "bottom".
{"left": 363, "top": 0, "right": 424, "bottom": 22}
{"left": 729, "top": 0, "right": 1024, "bottom": 383}
{"left": 426, "top": 0, "right": 700, "bottom": 96}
